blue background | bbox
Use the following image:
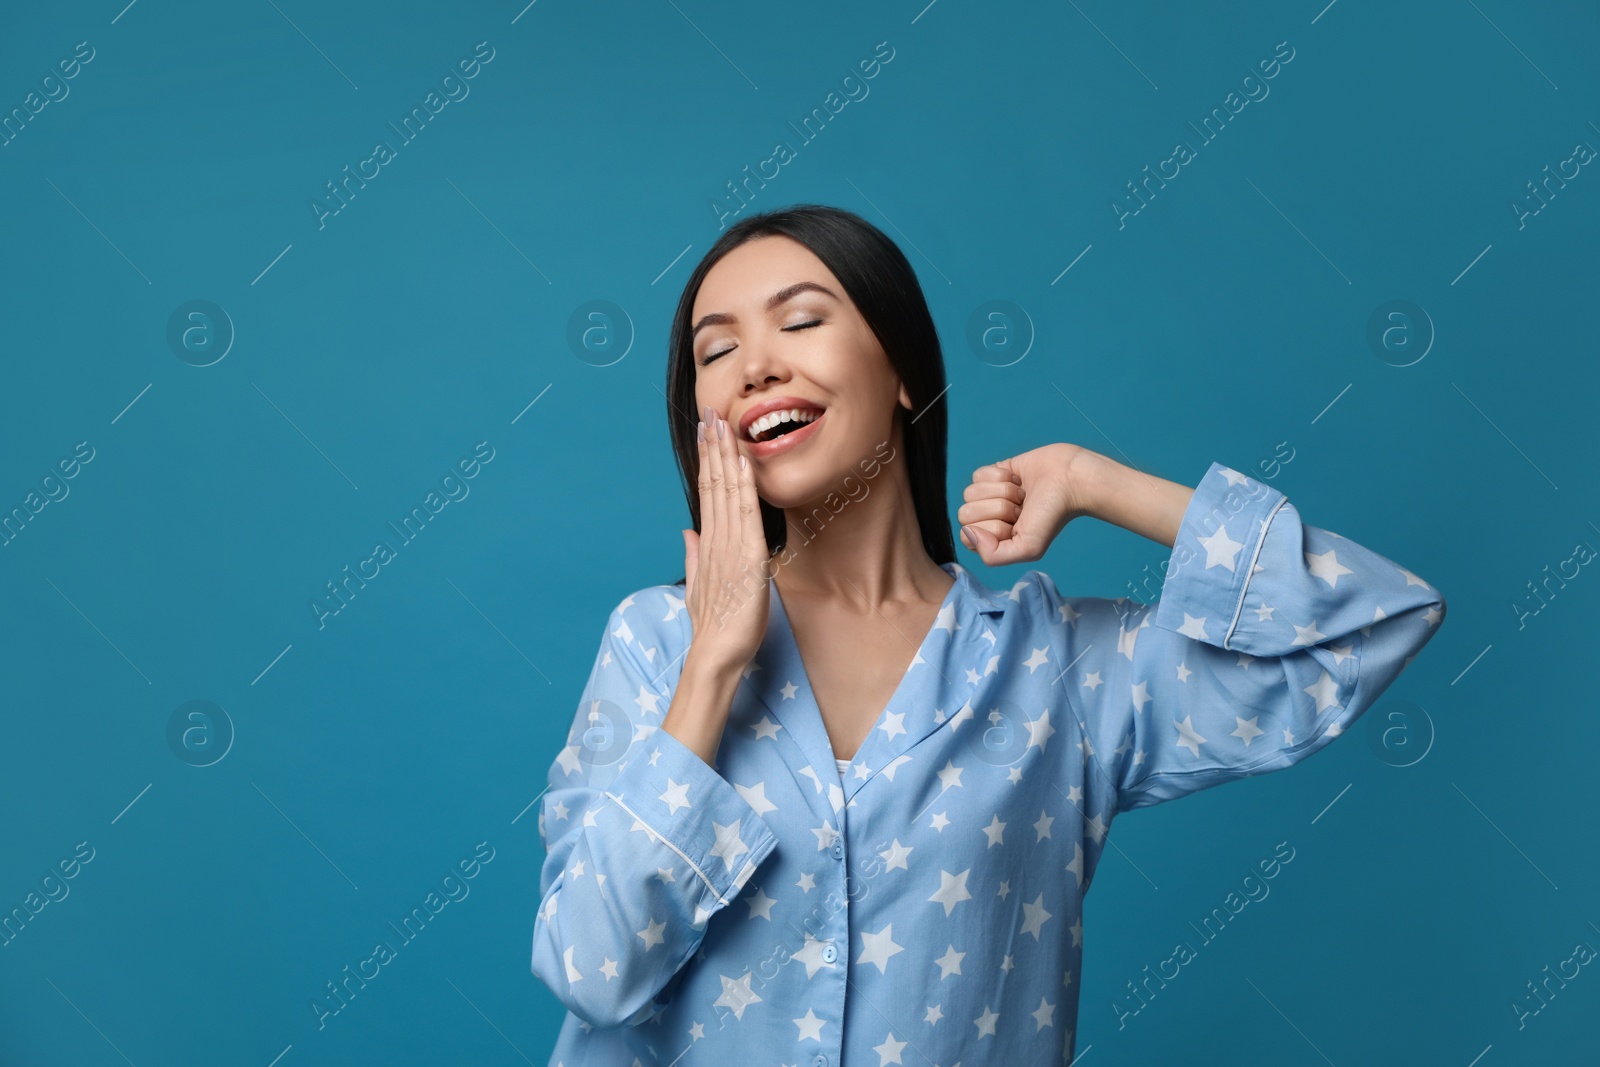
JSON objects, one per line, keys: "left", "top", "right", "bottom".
{"left": 2, "top": 0, "right": 1596, "bottom": 1063}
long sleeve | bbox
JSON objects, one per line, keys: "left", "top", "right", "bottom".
{"left": 530, "top": 588, "right": 780, "bottom": 1028}
{"left": 1044, "top": 461, "right": 1446, "bottom": 812}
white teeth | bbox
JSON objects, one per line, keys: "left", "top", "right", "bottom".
{"left": 747, "top": 407, "right": 821, "bottom": 442}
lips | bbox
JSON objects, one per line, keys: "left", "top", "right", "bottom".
{"left": 745, "top": 408, "right": 826, "bottom": 459}
{"left": 737, "top": 395, "right": 827, "bottom": 442}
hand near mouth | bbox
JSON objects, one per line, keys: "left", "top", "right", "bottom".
{"left": 682, "top": 403, "right": 773, "bottom": 672}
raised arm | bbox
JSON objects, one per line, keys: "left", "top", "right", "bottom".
{"left": 1039, "top": 457, "right": 1447, "bottom": 812}
{"left": 530, "top": 588, "right": 779, "bottom": 1027}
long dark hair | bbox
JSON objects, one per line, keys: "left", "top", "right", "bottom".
{"left": 666, "top": 203, "right": 953, "bottom": 586}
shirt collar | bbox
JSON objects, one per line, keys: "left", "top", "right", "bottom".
{"left": 949, "top": 559, "right": 1013, "bottom": 617}
{"left": 740, "top": 559, "right": 1012, "bottom": 820}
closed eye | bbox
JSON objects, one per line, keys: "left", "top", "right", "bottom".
{"left": 700, "top": 319, "right": 824, "bottom": 365}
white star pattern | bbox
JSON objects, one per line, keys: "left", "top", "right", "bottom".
{"left": 858, "top": 923, "right": 906, "bottom": 973}
{"left": 744, "top": 886, "right": 777, "bottom": 920}
{"left": 708, "top": 819, "right": 750, "bottom": 872}
{"left": 1033, "top": 809, "right": 1054, "bottom": 841}
{"left": 935, "top": 760, "right": 964, "bottom": 790}
{"left": 1304, "top": 670, "right": 1343, "bottom": 714}
{"left": 534, "top": 466, "right": 1446, "bottom": 1066}
{"left": 792, "top": 936, "right": 837, "bottom": 979}
{"left": 1174, "top": 715, "right": 1208, "bottom": 757}
{"left": 1232, "top": 716, "right": 1265, "bottom": 746}
{"left": 636, "top": 916, "right": 665, "bottom": 951}
{"left": 713, "top": 971, "right": 761, "bottom": 1020}
{"left": 1291, "top": 619, "right": 1328, "bottom": 646}
{"left": 1020, "top": 893, "right": 1053, "bottom": 940}
{"left": 734, "top": 780, "right": 777, "bottom": 815}
{"left": 1197, "top": 523, "right": 1245, "bottom": 571}
{"left": 1306, "top": 548, "right": 1355, "bottom": 588}
{"left": 658, "top": 778, "right": 691, "bottom": 814}
{"left": 873, "top": 1031, "right": 908, "bottom": 1065}
{"left": 794, "top": 1007, "right": 826, "bottom": 1041}
{"left": 929, "top": 869, "right": 974, "bottom": 916}
{"left": 1025, "top": 708, "right": 1056, "bottom": 750}
{"left": 879, "top": 838, "right": 914, "bottom": 871}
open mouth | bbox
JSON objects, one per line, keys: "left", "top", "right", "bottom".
{"left": 746, "top": 407, "right": 824, "bottom": 444}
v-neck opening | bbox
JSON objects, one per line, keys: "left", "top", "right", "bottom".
{"left": 770, "top": 561, "right": 965, "bottom": 770}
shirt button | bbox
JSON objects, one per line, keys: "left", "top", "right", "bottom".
{"left": 822, "top": 943, "right": 838, "bottom": 963}
{"left": 832, "top": 839, "right": 844, "bottom": 859}
{"left": 812, "top": 1056, "right": 827, "bottom": 1067}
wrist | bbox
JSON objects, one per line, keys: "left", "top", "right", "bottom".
{"left": 1064, "top": 446, "right": 1118, "bottom": 521}
{"left": 682, "top": 641, "right": 751, "bottom": 684}
{"left": 662, "top": 646, "right": 745, "bottom": 769}
{"left": 1073, "top": 452, "right": 1193, "bottom": 549}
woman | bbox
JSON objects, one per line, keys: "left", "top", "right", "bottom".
{"left": 531, "top": 204, "right": 1445, "bottom": 1065}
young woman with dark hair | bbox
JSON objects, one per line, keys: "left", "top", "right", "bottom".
{"left": 531, "top": 204, "right": 1445, "bottom": 1065}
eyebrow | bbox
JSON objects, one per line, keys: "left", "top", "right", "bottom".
{"left": 691, "top": 281, "right": 838, "bottom": 338}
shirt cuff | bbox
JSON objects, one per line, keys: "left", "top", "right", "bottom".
{"left": 601, "top": 721, "right": 780, "bottom": 911}
{"left": 1152, "top": 461, "right": 1289, "bottom": 651}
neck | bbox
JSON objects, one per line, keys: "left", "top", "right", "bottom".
{"left": 771, "top": 435, "right": 948, "bottom": 609}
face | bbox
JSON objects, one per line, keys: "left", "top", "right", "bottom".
{"left": 690, "top": 235, "right": 912, "bottom": 510}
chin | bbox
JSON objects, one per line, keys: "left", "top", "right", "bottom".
{"left": 753, "top": 455, "right": 858, "bottom": 512}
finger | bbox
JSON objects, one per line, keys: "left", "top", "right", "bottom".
{"left": 991, "top": 527, "right": 1043, "bottom": 566}
{"left": 963, "top": 480, "right": 1024, "bottom": 505}
{"left": 732, "top": 433, "right": 766, "bottom": 569}
{"left": 960, "top": 519, "right": 1013, "bottom": 555}
{"left": 958, "top": 495, "right": 1022, "bottom": 524}
{"left": 704, "top": 408, "right": 728, "bottom": 556}
{"left": 696, "top": 415, "right": 716, "bottom": 553}
{"left": 717, "top": 412, "right": 742, "bottom": 518}
{"left": 683, "top": 529, "right": 699, "bottom": 600}
{"left": 961, "top": 523, "right": 999, "bottom": 560}
{"left": 971, "top": 463, "right": 1021, "bottom": 484}
{"left": 964, "top": 522, "right": 1022, "bottom": 566}
{"left": 958, "top": 497, "right": 1022, "bottom": 526}
{"left": 959, "top": 521, "right": 1013, "bottom": 552}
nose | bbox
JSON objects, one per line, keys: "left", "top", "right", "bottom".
{"left": 738, "top": 338, "right": 786, "bottom": 397}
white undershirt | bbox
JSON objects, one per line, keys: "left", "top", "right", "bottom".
{"left": 835, "top": 757, "right": 851, "bottom": 780}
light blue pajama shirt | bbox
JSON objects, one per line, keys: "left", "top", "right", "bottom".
{"left": 531, "top": 461, "right": 1446, "bottom": 1065}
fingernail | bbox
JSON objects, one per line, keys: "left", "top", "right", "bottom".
{"left": 738, "top": 454, "right": 746, "bottom": 470}
{"left": 716, "top": 418, "right": 726, "bottom": 440}
{"left": 697, "top": 421, "right": 706, "bottom": 442}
